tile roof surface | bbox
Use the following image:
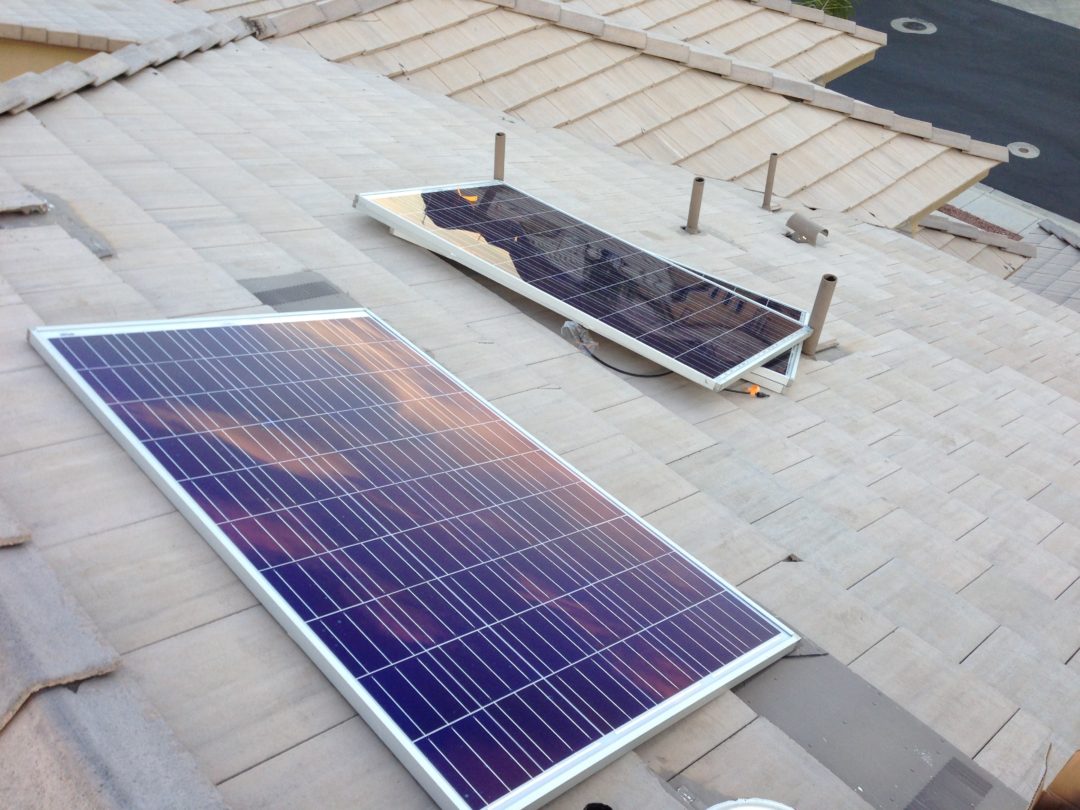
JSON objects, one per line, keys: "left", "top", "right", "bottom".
{"left": 1009, "top": 221, "right": 1080, "bottom": 312}
{"left": 0, "top": 5, "right": 1079, "bottom": 810}
{"left": 567, "top": 0, "right": 885, "bottom": 82}
{"left": 0, "top": 0, "right": 214, "bottom": 50}
{"left": 204, "top": 0, "right": 1005, "bottom": 231}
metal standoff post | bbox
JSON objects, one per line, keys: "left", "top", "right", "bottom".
{"left": 762, "top": 152, "right": 779, "bottom": 211}
{"left": 493, "top": 132, "right": 506, "bottom": 181}
{"left": 802, "top": 273, "right": 838, "bottom": 356}
{"left": 684, "top": 176, "right": 705, "bottom": 234}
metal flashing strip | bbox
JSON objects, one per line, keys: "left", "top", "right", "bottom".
{"left": 730, "top": 652, "right": 1024, "bottom": 810}
{"left": 356, "top": 182, "right": 810, "bottom": 392}
{"left": 31, "top": 310, "right": 797, "bottom": 810}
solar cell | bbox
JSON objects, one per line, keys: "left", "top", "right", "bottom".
{"left": 357, "top": 183, "right": 811, "bottom": 391}
{"left": 32, "top": 311, "right": 797, "bottom": 810}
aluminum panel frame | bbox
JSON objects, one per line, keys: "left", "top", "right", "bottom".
{"left": 354, "top": 182, "right": 811, "bottom": 392}
{"left": 30, "top": 309, "right": 798, "bottom": 810}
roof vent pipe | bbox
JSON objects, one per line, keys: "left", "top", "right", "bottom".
{"left": 802, "top": 273, "right": 838, "bottom": 357}
{"left": 684, "top": 176, "right": 705, "bottom": 234}
{"left": 494, "top": 131, "right": 506, "bottom": 181}
{"left": 762, "top": 152, "right": 779, "bottom": 211}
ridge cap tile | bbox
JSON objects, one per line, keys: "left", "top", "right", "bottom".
{"left": 6, "top": 72, "right": 59, "bottom": 114}
{"left": 0, "top": 674, "right": 228, "bottom": 809}
{"left": 77, "top": 52, "right": 131, "bottom": 86}
{"left": 0, "top": 544, "right": 119, "bottom": 733}
{"left": 109, "top": 42, "right": 156, "bottom": 75}
{"left": 38, "top": 62, "right": 96, "bottom": 100}
{"left": 0, "top": 83, "right": 25, "bottom": 114}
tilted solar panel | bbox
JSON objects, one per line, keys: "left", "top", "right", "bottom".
{"left": 357, "top": 183, "right": 811, "bottom": 391}
{"left": 32, "top": 311, "right": 797, "bottom": 810}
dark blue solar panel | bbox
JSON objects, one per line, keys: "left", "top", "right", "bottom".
{"left": 364, "top": 184, "right": 809, "bottom": 386}
{"left": 37, "top": 313, "right": 794, "bottom": 809}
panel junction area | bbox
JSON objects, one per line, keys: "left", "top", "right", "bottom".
{"left": 358, "top": 183, "right": 810, "bottom": 391}
{"left": 32, "top": 311, "right": 796, "bottom": 809}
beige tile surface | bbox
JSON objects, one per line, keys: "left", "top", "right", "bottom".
{"left": 850, "top": 629, "right": 1018, "bottom": 757}
{"left": 218, "top": 716, "right": 435, "bottom": 809}
{"left": 0, "top": 21, "right": 1077, "bottom": 808}
{"left": 41, "top": 512, "right": 257, "bottom": 654}
{"left": 678, "top": 717, "right": 873, "bottom": 809}
{"left": 741, "top": 561, "right": 894, "bottom": 664}
{"left": 125, "top": 607, "right": 356, "bottom": 783}
{"left": 233, "top": 0, "right": 1001, "bottom": 229}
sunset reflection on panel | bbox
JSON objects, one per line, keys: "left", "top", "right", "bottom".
{"left": 48, "top": 313, "right": 788, "bottom": 810}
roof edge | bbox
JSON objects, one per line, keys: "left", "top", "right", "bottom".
{"left": 0, "top": 17, "right": 254, "bottom": 116}
{"left": 245, "top": 0, "right": 1007, "bottom": 163}
{"left": 742, "top": 0, "right": 886, "bottom": 45}
{"left": 249, "top": 0, "right": 398, "bottom": 38}
{"left": 0, "top": 22, "right": 135, "bottom": 54}
{"left": 504, "top": 1, "right": 1006, "bottom": 162}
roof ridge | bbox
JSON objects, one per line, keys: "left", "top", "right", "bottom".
{"left": 0, "top": 17, "right": 253, "bottom": 117}
{"left": 454, "top": 0, "right": 1009, "bottom": 162}
{"left": 557, "top": 0, "right": 887, "bottom": 44}
{"left": 248, "top": 0, "right": 399, "bottom": 38}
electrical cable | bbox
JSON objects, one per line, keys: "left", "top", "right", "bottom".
{"left": 584, "top": 348, "right": 673, "bottom": 378}
{"left": 561, "top": 320, "right": 673, "bottom": 378}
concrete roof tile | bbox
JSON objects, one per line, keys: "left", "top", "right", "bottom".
{"left": 850, "top": 629, "right": 1018, "bottom": 757}
{"left": 742, "top": 560, "right": 894, "bottom": 664}
{"left": 975, "top": 709, "right": 1074, "bottom": 799}
{"left": 850, "top": 559, "right": 999, "bottom": 662}
{"left": 0, "top": 27, "right": 1076, "bottom": 808}
{"left": 545, "top": 751, "right": 686, "bottom": 809}
{"left": 123, "top": 607, "right": 355, "bottom": 784}
{"left": 961, "top": 627, "right": 1080, "bottom": 744}
{"left": 636, "top": 690, "right": 756, "bottom": 779}
{"left": 0, "top": 544, "right": 118, "bottom": 732}
{"left": 209, "top": 0, "right": 1007, "bottom": 229}
{"left": 5, "top": 72, "right": 60, "bottom": 114}
{"left": 0, "top": 0, "right": 213, "bottom": 46}
{"left": 218, "top": 716, "right": 431, "bottom": 809}
{"left": 109, "top": 43, "right": 157, "bottom": 75}
{"left": 0, "top": 497, "right": 30, "bottom": 547}
{"left": 77, "top": 52, "right": 130, "bottom": 87}
{"left": 0, "top": 435, "right": 173, "bottom": 549}
{"left": 40, "top": 512, "right": 258, "bottom": 655}
{"left": 0, "top": 673, "right": 227, "bottom": 810}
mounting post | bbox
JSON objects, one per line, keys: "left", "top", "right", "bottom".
{"left": 494, "top": 132, "right": 506, "bottom": 181}
{"left": 684, "top": 176, "right": 705, "bottom": 234}
{"left": 802, "top": 273, "right": 838, "bottom": 356}
{"left": 762, "top": 152, "right": 779, "bottom": 211}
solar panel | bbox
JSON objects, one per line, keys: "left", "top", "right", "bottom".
{"left": 683, "top": 267, "right": 808, "bottom": 386}
{"left": 31, "top": 311, "right": 797, "bottom": 810}
{"left": 356, "top": 182, "right": 811, "bottom": 391}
